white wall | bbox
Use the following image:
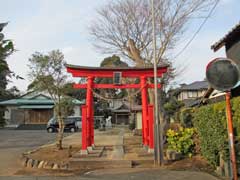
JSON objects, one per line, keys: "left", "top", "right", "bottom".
{"left": 4, "top": 106, "right": 19, "bottom": 127}
{"left": 73, "top": 105, "right": 81, "bottom": 116}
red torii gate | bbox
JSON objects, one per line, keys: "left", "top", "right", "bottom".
{"left": 66, "top": 64, "right": 168, "bottom": 154}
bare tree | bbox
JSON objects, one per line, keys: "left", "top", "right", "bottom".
{"left": 90, "top": 0, "right": 216, "bottom": 106}
{"left": 90, "top": 0, "right": 216, "bottom": 68}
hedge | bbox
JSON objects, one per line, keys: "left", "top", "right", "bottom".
{"left": 192, "top": 97, "right": 240, "bottom": 166}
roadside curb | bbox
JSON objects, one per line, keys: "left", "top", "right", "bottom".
{"left": 20, "top": 136, "right": 72, "bottom": 171}
{"left": 21, "top": 153, "right": 70, "bottom": 170}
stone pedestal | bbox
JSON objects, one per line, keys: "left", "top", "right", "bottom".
{"left": 143, "top": 145, "right": 148, "bottom": 151}
{"left": 87, "top": 146, "right": 93, "bottom": 152}
{"left": 80, "top": 149, "right": 88, "bottom": 155}
{"left": 148, "top": 148, "right": 154, "bottom": 153}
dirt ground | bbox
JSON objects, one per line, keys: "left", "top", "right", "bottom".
{"left": 165, "top": 155, "right": 214, "bottom": 172}
{"left": 28, "top": 145, "right": 81, "bottom": 164}
{"left": 23, "top": 128, "right": 214, "bottom": 176}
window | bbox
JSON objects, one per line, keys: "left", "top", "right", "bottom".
{"left": 188, "top": 91, "right": 198, "bottom": 98}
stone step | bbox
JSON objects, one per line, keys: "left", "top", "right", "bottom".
{"left": 137, "top": 151, "right": 154, "bottom": 157}
{"left": 111, "top": 145, "right": 124, "bottom": 159}
{"left": 72, "top": 146, "right": 105, "bottom": 158}
{"left": 69, "top": 159, "right": 132, "bottom": 170}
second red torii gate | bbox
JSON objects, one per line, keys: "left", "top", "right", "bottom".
{"left": 66, "top": 64, "right": 168, "bottom": 154}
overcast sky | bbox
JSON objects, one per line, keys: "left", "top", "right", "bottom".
{"left": 1, "top": 0, "right": 240, "bottom": 92}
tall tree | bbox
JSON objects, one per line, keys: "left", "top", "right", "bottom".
{"left": 90, "top": 0, "right": 217, "bottom": 146}
{"left": 28, "top": 50, "right": 74, "bottom": 150}
{"left": 94, "top": 55, "right": 129, "bottom": 112}
{"left": 90, "top": 0, "right": 216, "bottom": 77}
{"left": 0, "top": 23, "right": 14, "bottom": 98}
{"left": 0, "top": 22, "right": 14, "bottom": 127}
{"left": 96, "top": 55, "right": 128, "bottom": 98}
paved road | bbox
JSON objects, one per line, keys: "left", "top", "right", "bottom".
{"left": 0, "top": 130, "right": 70, "bottom": 176}
{"left": 0, "top": 169, "right": 220, "bottom": 180}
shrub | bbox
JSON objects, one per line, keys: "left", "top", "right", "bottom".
{"left": 164, "top": 98, "right": 184, "bottom": 122}
{"left": 173, "top": 96, "right": 240, "bottom": 167}
{"left": 193, "top": 98, "right": 240, "bottom": 167}
{"left": 166, "top": 127, "right": 195, "bottom": 157}
{"left": 179, "top": 108, "right": 195, "bottom": 127}
{"left": 193, "top": 104, "right": 228, "bottom": 166}
{"left": 231, "top": 97, "right": 240, "bottom": 137}
{"left": 129, "top": 122, "right": 135, "bottom": 130}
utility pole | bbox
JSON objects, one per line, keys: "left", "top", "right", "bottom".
{"left": 225, "top": 92, "right": 238, "bottom": 180}
{"left": 151, "top": 0, "right": 164, "bottom": 165}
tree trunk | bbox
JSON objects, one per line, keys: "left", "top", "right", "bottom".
{"left": 148, "top": 88, "right": 154, "bottom": 104}
{"left": 56, "top": 115, "right": 64, "bottom": 150}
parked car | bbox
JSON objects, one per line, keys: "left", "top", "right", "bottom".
{"left": 47, "top": 116, "right": 82, "bottom": 133}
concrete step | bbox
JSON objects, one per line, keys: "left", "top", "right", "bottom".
{"left": 69, "top": 159, "right": 132, "bottom": 170}
{"left": 72, "top": 146, "right": 105, "bottom": 158}
{"left": 111, "top": 145, "right": 124, "bottom": 159}
{"left": 137, "top": 152, "right": 154, "bottom": 157}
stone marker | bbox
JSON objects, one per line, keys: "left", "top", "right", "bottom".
{"left": 21, "top": 157, "right": 28, "bottom": 167}
{"left": 33, "top": 160, "right": 39, "bottom": 168}
{"left": 45, "top": 162, "right": 54, "bottom": 169}
{"left": 52, "top": 163, "right": 59, "bottom": 170}
{"left": 38, "top": 161, "right": 45, "bottom": 168}
{"left": 26, "top": 159, "right": 33, "bottom": 168}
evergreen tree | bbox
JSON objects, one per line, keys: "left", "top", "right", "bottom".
{"left": 0, "top": 23, "right": 14, "bottom": 127}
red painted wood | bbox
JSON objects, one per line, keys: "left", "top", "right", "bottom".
{"left": 73, "top": 83, "right": 161, "bottom": 89}
{"left": 67, "top": 66, "right": 168, "bottom": 78}
{"left": 226, "top": 92, "right": 238, "bottom": 180}
{"left": 86, "top": 77, "right": 94, "bottom": 147}
{"left": 67, "top": 64, "right": 168, "bottom": 150}
{"left": 141, "top": 77, "right": 149, "bottom": 146}
{"left": 91, "top": 107, "right": 94, "bottom": 145}
{"left": 81, "top": 105, "right": 87, "bottom": 150}
{"left": 148, "top": 105, "right": 154, "bottom": 149}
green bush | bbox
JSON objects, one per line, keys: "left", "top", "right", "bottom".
{"left": 166, "top": 127, "right": 195, "bottom": 157}
{"left": 193, "top": 103, "right": 228, "bottom": 166}
{"left": 164, "top": 98, "right": 184, "bottom": 122}
{"left": 179, "top": 108, "right": 195, "bottom": 127}
{"left": 192, "top": 97, "right": 240, "bottom": 166}
{"left": 231, "top": 97, "right": 240, "bottom": 137}
{"left": 129, "top": 122, "right": 135, "bottom": 130}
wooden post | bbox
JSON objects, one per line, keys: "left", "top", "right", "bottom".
{"left": 225, "top": 92, "right": 238, "bottom": 180}
{"left": 91, "top": 106, "right": 94, "bottom": 145}
{"left": 86, "top": 76, "right": 94, "bottom": 147}
{"left": 148, "top": 105, "right": 154, "bottom": 150}
{"left": 81, "top": 105, "right": 87, "bottom": 151}
{"left": 141, "top": 76, "right": 149, "bottom": 146}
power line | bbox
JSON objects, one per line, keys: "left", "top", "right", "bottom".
{"left": 173, "top": 0, "right": 220, "bottom": 59}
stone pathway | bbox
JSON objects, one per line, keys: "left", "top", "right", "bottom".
{"left": 111, "top": 128, "right": 125, "bottom": 160}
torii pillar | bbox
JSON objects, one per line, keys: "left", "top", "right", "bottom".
{"left": 86, "top": 76, "right": 94, "bottom": 149}
{"left": 140, "top": 76, "right": 149, "bottom": 146}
